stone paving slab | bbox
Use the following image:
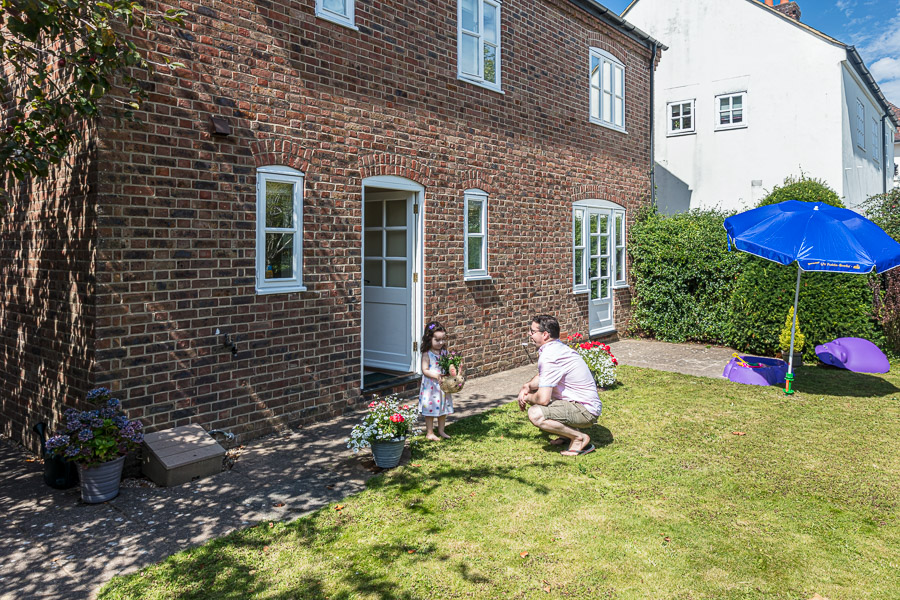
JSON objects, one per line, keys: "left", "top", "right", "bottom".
{"left": 0, "top": 341, "right": 733, "bottom": 600}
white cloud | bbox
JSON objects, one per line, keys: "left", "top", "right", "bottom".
{"left": 854, "top": 3, "right": 900, "bottom": 105}
{"left": 836, "top": 0, "right": 857, "bottom": 17}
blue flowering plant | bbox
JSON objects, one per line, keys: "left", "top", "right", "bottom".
{"left": 45, "top": 388, "right": 144, "bottom": 467}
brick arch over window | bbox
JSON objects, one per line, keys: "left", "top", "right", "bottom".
{"left": 359, "top": 154, "right": 430, "bottom": 186}
{"left": 458, "top": 171, "right": 497, "bottom": 196}
{"left": 572, "top": 184, "right": 626, "bottom": 206}
{"left": 249, "top": 139, "right": 313, "bottom": 174}
{"left": 584, "top": 36, "right": 628, "bottom": 65}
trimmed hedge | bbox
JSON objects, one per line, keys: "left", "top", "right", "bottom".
{"left": 628, "top": 206, "right": 742, "bottom": 344}
{"left": 863, "top": 188, "right": 900, "bottom": 353}
{"left": 630, "top": 176, "right": 882, "bottom": 358}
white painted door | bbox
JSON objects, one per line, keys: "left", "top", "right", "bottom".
{"left": 587, "top": 208, "right": 614, "bottom": 334}
{"left": 363, "top": 192, "right": 414, "bottom": 372}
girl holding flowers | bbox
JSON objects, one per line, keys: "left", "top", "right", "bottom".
{"left": 419, "top": 321, "right": 454, "bottom": 441}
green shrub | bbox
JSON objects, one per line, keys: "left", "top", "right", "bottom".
{"left": 727, "top": 176, "right": 879, "bottom": 359}
{"left": 628, "top": 206, "right": 742, "bottom": 344}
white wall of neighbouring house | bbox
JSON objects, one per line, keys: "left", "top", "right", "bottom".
{"left": 626, "top": 0, "right": 855, "bottom": 213}
{"left": 840, "top": 64, "right": 894, "bottom": 207}
{"left": 894, "top": 137, "right": 899, "bottom": 189}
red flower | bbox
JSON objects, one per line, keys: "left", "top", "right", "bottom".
{"left": 368, "top": 402, "right": 377, "bottom": 408}
{"left": 402, "top": 405, "right": 410, "bottom": 410}
{"left": 580, "top": 343, "right": 591, "bottom": 350}
{"left": 612, "top": 358, "right": 618, "bottom": 365}
{"left": 389, "top": 414, "right": 405, "bottom": 423}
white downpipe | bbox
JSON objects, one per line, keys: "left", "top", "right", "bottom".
{"left": 788, "top": 265, "right": 802, "bottom": 375}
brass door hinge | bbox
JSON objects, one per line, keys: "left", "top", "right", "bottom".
{"left": 413, "top": 272, "right": 418, "bottom": 283}
{"left": 413, "top": 203, "right": 419, "bottom": 214}
{"left": 413, "top": 341, "right": 418, "bottom": 351}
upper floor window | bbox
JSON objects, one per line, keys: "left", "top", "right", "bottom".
{"left": 458, "top": 0, "right": 501, "bottom": 92}
{"left": 873, "top": 118, "right": 880, "bottom": 162}
{"left": 316, "top": 0, "right": 356, "bottom": 30}
{"left": 590, "top": 48, "right": 625, "bottom": 132}
{"left": 856, "top": 99, "right": 866, "bottom": 150}
{"left": 464, "top": 189, "right": 489, "bottom": 280}
{"left": 256, "top": 166, "right": 306, "bottom": 294}
{"left": 716, "top": 92, "right": 745, "bottom": 130}
{"left": 667, "top": 99, "right": 695, "bottom": 136}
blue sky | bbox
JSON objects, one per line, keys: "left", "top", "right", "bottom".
{"left": 610, "top": 0, "right": 900, "bottom": 106}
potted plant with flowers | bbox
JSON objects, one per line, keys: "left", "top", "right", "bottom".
{"left": 45, "top": 388, "right": 144, "bottom": 503}
{"left": 565, "top": 334, "right": 619, "bottom": 389}
{"left": 347, "top": 394, "right": 419, "bottom": 468}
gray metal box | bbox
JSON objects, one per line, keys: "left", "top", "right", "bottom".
{"left": 142, "top": 424, "right": 225, "bottom": 487}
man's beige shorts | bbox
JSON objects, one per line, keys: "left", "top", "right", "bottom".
{"left": 538, "top": 400, "right": 598, "bottom": 428}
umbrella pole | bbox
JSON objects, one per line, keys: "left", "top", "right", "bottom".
{"left": 785, "top": 265, "right": 801, "bottom": 395}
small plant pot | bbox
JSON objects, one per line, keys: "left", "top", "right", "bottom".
{"left": 440, "top": 375, "right": 465, "bottom": 394}
{"left": 781, "top": 350, "right": 803, "bottom": 366}
{"left": 370, "top": 438, "right": 405, "bottom": 469}
{"left": 78, "top": 456, "right": 125, "bottom": 503}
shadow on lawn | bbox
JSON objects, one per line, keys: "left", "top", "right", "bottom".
{"left": 790, "top": 365, "right": 900, "bottom": 397}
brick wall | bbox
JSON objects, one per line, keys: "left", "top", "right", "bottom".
{"left": 2, "top": 0, "right": 657, "bottom": 447}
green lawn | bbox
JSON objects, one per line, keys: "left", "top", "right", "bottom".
{"left": 100, "top": 365, "right": 900, "bottom": 600}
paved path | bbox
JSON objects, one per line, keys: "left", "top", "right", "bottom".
{"left": 0, "top": 339, "right": 734, "bottom": 600}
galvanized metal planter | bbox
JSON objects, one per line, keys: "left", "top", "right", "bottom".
{"left": 78, "top": 455, "right": 125, "bottom": 503}
{"left": 370, "top": 438, "right": 405, "bottom": 469}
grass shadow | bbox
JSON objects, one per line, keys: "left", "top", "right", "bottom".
{"left": 791, "top": 365, "right": 900, "bottom": 397}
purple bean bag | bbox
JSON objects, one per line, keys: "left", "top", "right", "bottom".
{"left": 815, "top": 338, "right": 890, "bottom": 374}
{"left": 723, "top": 356, "right": 788, "bottom": 386}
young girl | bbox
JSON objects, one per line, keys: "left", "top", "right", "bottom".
{"left": 419, "top": 321, "right": 454, "bottom": 441}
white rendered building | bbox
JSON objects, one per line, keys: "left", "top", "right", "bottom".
{"left": 623, "top": 0, "right": 898, "bottom": 212}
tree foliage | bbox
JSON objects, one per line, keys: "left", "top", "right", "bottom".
{"left": 0, "top": 0, "right": 185, "bottom": 185}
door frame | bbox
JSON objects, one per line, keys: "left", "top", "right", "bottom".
{"left": 573, "top": 198, "right": 624, "bottom": 336}
{"left": 360, "top": 175, "right": 424, "bottom": 386}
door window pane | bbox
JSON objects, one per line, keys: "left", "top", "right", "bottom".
{"left": 386, "top": 231, "right": 406, "bottom": 257}
{"left": 385, "top": 200, "right": 406, "bottom": 226}
{"left": 266, "top": 181, "right": 293, "bottom": 228}
{"left": 590, "top": 257, "right": 598, "bottom": 278}
{"left": 600, "top": 279, "right": 609, "bottom": 299}
{"left": 265, "top": 233, "right": 294, "bottom": 279}
{"left": 601, "top": 258, "right": 608, "bottom": 277}
{"left": 591, "top": 280, "right": 599, "bottom": 300}
{"left": 590, "top": 213, "right": 598, "bottom": 233}
{"left": 386, "top": 261, "right": 406, "bottom": 287}
{"left": 365, "top": 203, "right": 381, "bottom": 227}
{"left": 600, "top": 215, "right": 608, "bottom": 235}
{"left": 364, "top": 231, "right": 382, "bottom": 257}
{"left": 364, "top": 260, "right": 382, "bottom": 287}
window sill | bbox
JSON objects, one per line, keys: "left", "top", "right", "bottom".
{"left": 589, "top": 118, "right": 627, "bottom": 134}
{"left": 256, "top": 284, "right": 308, "bottom": 295}
{"left": 316, "top": 11, "right": 358, "bottom": 31}
{"left": 715, "top": 124, "right": 748, "bottom": 132}
{"left": 667, "top": 130, "right": 696, "bottom": 137}
{"left": 612, "top": 282, "right": 629, "bottom": 289}
{"left": 457, "top": 75, "right": 504, "bottom": 95}
{"left": 573, "top": 287, "right": 590, "bottom": 295}
{"left": 464, "top": 274, "right": 492, "bottom": 282}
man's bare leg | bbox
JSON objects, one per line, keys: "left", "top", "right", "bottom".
{"left": 526, "top": 405, "right": 590, "bottom": 453}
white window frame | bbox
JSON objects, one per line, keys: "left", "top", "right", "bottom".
{"left": 457, "top": 0, "right": 502, "bottom": 93}
{"left": 572, "top": 199, "right": 627, "bottom": 293}
{"left": 715, "top": 92, "right": 746, "bottom": 130}
{"left": 316, "top": 0, "right": 357, "bottom": 30}
{"left": 463, "top": 189, "right": 490, "bottom": 280}
{"left": 667, "top": 99, "right": 695, "bottom": 136}
{"left": 872, "top": 118, "right": 880, "bottom": 161}
{"left": 256, "top": 166, "right": 306, "bottom": 295}
{"left": 589, "top": 48, "right": 626, "bottom": 133}
{"left": 856, "top": 99, "right": 866, "bottom": 150}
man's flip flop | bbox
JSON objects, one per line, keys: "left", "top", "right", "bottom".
{"left": 561, "top": 444, "right": 595, "bottom": 456}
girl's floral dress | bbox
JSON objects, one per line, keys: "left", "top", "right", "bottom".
{"left": 419, "top": 350, "right": 454, "bottom": 417}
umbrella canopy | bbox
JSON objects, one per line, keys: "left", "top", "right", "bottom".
{"left": 724, "top": 200, "right": 900, "bottom": 274}
{"left": 723, "top": 200, "right": 900, "bottom": 393}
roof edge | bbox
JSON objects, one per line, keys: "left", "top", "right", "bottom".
{"left": 568, "top": 0, "right": 668, "bottom": 52}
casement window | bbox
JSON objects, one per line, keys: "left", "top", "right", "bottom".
{"left": 667, "top": 99, "right": 695, "bottom": 136}
{"left": 458, "top": 0, "right": 501, "bottom": 92}
{"left": 316, "top": 0, "right": 356, "bottom": 29}
{"left": 464, "top": 189, "right": 489, "bottom": 280}
{"left": 856, "top": 100, "right": 866, "bottom": 150}
{"left": 872, "top": 118, "right": 880, "bottom": 161}
{"left": 589, "top": 48, "right": 626, "bottom": 132}
{"left": 572, "top": 202, "right": 626, "bottom": 294}
{"left": 256, "top": 166, "right": 306, "bottom": 294}
{"left": 715, "top": 92, "right": 746, "bottom": 130}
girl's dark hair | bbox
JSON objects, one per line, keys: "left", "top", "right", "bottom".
{"left": 421, "top": 321, "right": 446, "bottom": 353}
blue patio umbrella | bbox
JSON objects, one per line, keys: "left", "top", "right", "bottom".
{"left": 724, "top": 200, "right": 900, "bottom": 393}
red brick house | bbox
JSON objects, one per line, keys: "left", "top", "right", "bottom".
{"left": 1, "top": 0, "right": 663, "bottom": 450}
